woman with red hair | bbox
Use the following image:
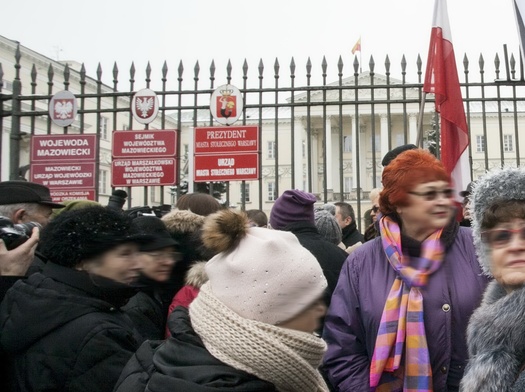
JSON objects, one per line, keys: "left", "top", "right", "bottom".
{"left": 322, "top": 149, "right": 489, "bottom": 392}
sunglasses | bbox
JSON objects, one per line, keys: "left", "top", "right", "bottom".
{"left": 372, "top": 206, "right": 380, "bottom": 213}
{"left": 481, "top": 226, "right": 525, "bottom": 248}
{"left": 408, "top": 188, "right": 454, "bottom": 201}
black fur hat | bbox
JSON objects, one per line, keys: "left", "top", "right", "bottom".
{"left": 39, "top": 206, "right": 151, "bottom": 267}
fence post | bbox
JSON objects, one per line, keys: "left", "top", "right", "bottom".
{"left": 9, "top": 43, "right": 21, "bottom": 180}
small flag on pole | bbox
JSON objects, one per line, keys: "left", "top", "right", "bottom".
{"left": 423, "top": 0, "right": 469, "bottom": 201}
{"left": 351, "top": 37, "right": 361, "bottom": 55}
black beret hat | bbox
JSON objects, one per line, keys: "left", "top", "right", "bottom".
{"left": 381, "top": 144, "right": 418, "bottom": 167}
{"left": 0, "top": 181, "right": 65, "bottom": 208}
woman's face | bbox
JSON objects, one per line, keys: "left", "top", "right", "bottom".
{"left": 486, "top": 218, "right": 525, "bottom": 292}
{"left": 398, "top": 180, "right": 453, "bottom": 240}
{"left": 81, "top": 243, "right": 142, "bottom": 284}
{"left": 139, "top": 246, "right": 180, "bottom": 282}
{"left": 278, "top": 299, "right": 327, "bottom": 334}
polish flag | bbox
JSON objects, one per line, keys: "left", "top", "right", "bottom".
{"left": 423, "top": 0, "right": 469, "bottom": 200}
{"left": 513, "top": 0, "right": 525, "bottom": 64}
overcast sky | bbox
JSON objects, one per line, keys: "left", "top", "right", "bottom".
{"left": 1, "top": 0, "right": 521, "bottom": 87}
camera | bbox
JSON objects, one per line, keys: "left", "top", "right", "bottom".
{"left": 0, "top": 216, "right": 41, "bottom": 250}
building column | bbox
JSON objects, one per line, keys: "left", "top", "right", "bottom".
{"left": 380, "top": 114, "right": 389, "bottom": 163}
{"left": 294, "top": 119, "right": 305, "bottom": 189}
{"left": 311, "top": 129, "right": 320, "bottom": 194}
{"left": 409, "top": 113, "right": 418, "bottom": 145}
{"left": 325, "top": 116, "right": 333, "bottom": 193}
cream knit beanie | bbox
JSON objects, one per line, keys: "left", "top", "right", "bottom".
{"left": 201, "top": 209, "right": 327, "bottom": 325}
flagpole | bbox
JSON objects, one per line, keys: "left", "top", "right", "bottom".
{"left": 416, "top": 92, "right": 427, "bottom": 148}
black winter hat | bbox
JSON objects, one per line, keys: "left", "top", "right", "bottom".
{"left": 130, "top": 216, "right": 179, "bottom": 251}
{"left": 39, "top": 206, "right": 152, "bottom": 267}
{"left": 381, "top": 144, "right": 418, "bottom": 167}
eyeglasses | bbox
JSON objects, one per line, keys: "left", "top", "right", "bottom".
{"left": 481, "top": 226, "right": 525, "bottom": 248}
{"left": 408, "top": 188, "right": 454, "bottom": 201}
{"left": 145, "top": 251, "right": 184, "bottom": 262}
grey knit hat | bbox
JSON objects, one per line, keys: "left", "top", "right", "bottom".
{"left": 314, "top": 209, "right": 342, "bottom": 245}
{"left": 471, "top": 167, "right": 525, "bottom": 276}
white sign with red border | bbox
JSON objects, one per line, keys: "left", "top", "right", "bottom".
{"left": 48, "top": 90, "right": 78, "bottom": 127}
{"left": 210, "top": 84, "right": 243, "bottom": 125}
{"left": 131, "top": 88, "right": 159, "bottom": 124}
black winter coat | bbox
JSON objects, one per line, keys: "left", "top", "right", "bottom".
{"left": 115, "top": 307, "right": 277, "bottom": 392}
{"left": 341, "top": 220, "right": 364, "bottom": 247}
{"left": 0, "top": 262, "right": 141, "bottom": 392}
{"left": 280, "top": 221, "right": 349, "bottom": 307}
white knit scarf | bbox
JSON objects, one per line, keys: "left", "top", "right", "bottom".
{"left": 189, "top": 284, "right": 329, "bottom": 392}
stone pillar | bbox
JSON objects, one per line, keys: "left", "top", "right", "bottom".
{"left": 409, "top": 113, "right": 418, "bottom": 145}
{"left": 380, "top": 114, "right": 389, "bottom": 163}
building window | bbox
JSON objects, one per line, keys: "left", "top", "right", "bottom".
{"left": 150, "top": 186, "right": 158, "bottom": 203}
{"left": 343, "top": 135, "right": 352, "bottom": 152}
{"left": 100, "top": 116, "right": 109, "bottom": 140}
{"left": 476, "top": 135, "right": 485, "bottom": 153}
{"left": 99, "top": 170, "right": 108, "bottom": 195}
{"left": 504, "top": 134, "right": 514, "bottom": 152}
{"left": 267, "top": 141, "right": 276, "bottom": 159}
{"left": 241, "top": 183, "right": 250, "bottom": 202}
{"left": 267, "top": 181, "right": 276, "bottom": 201}
{"left": 344, "top": 177, "right": 352, "bottom": 192}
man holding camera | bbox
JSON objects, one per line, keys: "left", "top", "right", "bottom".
{"left": 0, "top": 181, "right": 64, "bottom": 300}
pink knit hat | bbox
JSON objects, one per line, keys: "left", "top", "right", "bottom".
{"left": 269, "top": 189, "right": 317, "bottom": 230}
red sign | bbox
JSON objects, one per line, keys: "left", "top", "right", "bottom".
{"left": 31, "top": 134, "right": 97, "bottom": 162}
{"left": 31, "top": 163, "right": 95, "bottom": 189}
{"left": 194, "top": 126, "right": 258, "bottom": 154}
{"left": 194, "top": 153, "right": 258, "bottom": 182}
{"left": 112, "top": 158, "right": 177, "bottom": 187}
{"left": 50, "top": 189, "right": 96, "bottom": 202}
{"left": 112, "top": 130, "right": 177, "bottom": 158}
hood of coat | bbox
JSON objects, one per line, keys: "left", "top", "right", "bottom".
{"left": 0, "top": 263, "right": 136, "bottom": 353}
{"left": 184, "top": 261, "right": 208, "bottom": 288}
{"left": 460, "top": 281, "right": 525, "bottom": 391}
{"left": 143, "top": 307, "right": 277, "bottom": 391}
{"left": 162, "top": 209, "right": 205, "bottom": 236}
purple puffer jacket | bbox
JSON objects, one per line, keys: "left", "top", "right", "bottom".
{"left": 322, "top": 226, "right": 489, "bottom": 392}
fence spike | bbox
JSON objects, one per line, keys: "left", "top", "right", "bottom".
{"left": 369, "top": 55, "right": 375, "bottom": 73}
{"left": 416, "top": 54, "right": 422, "bottom": 72}
{"left": 306, "top": 57, "right": 312, "bottom": 77}
{"left": 338, "top": 56, "right": 344, "bottom": 75}
{"left": 31, "top": 64, "right": 37, "bottom": 83}
{"left": 96, "top": 63, "right": 102, "bottom": 81}
{"left": 510, "top": 54, "right": 516, "bottom": 78}
{"left": 258, "top": 59, "right": 264, "bottom": 76}
{"left": 194, "top": 61, "right": 200, "bottom": 78}
{"left": 478, "top": 54, "right": 485, "bottom": 72}
{"left": 162, "top": 61, "right": 168, "bottom": 79}
{"left": 463, "top": 53, "right": 469, "bottom": 71}
{"left": 146, "top": 62, "right": 152, "bottom": 79}
{"left": 130, "top": 62, "right": 136, "bottom": 80}
{"left": 322, "top": 56, "right": 328, "bottom": 75}
{"left": 290, "top": 57, "right": 296, "bottom": 76}
{"left": 80, "top": 63, "right": 86, "bottom": 82}
{"left": 274, "top": 58, "right": 280, "bottom": 76}
{"left": 178, "top": 60, "right": 184, "bottom": 78}
{"left": 384, "top": 55, "right": 391, "bottom": 73}
{"left": 113, "top": 62, "right": 119, "bottom": 81}
{"left": 353, "top": 56, "right": 359, "bottom": 73}
{"left": 243, "top": 59, "right": 248, "bottom": 76}
{"left": 401, "top": 55, "right": 407, "bottom": 73}
{"left": 495, "top": 53, "right": 500, "bottom": 79}
{"left": 48, "top": 64, "right": 54, "bottom": 82}
{"left": 209, "top": 60, "right": 216, "bottom": 78}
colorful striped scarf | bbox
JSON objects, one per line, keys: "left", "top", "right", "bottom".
{"left": 370, "top": 215, "right": 444, "bottom": 392}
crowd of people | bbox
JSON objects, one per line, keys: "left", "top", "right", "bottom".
{"left": 0, "top": 145, "right": 523, "bottom": 391}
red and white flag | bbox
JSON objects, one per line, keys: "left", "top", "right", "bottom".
{"left": 423, "top": 0, "right": 469, "bottom": 200}
{"left": 513, "top": 0, "right": 525, "bottom": 64}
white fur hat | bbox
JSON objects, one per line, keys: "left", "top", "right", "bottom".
{"left": 199, "top": 209, "right": 327, "bottom": 325}
{"left": 471, "top": 167, "right": 525, "bottom": 276}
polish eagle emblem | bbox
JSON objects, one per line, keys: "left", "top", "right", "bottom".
{"left": 136, "top": 97, "right": 154, "bottom": 118}
{"left": 53, "top": 99, "right": 74, "bottom": 119}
